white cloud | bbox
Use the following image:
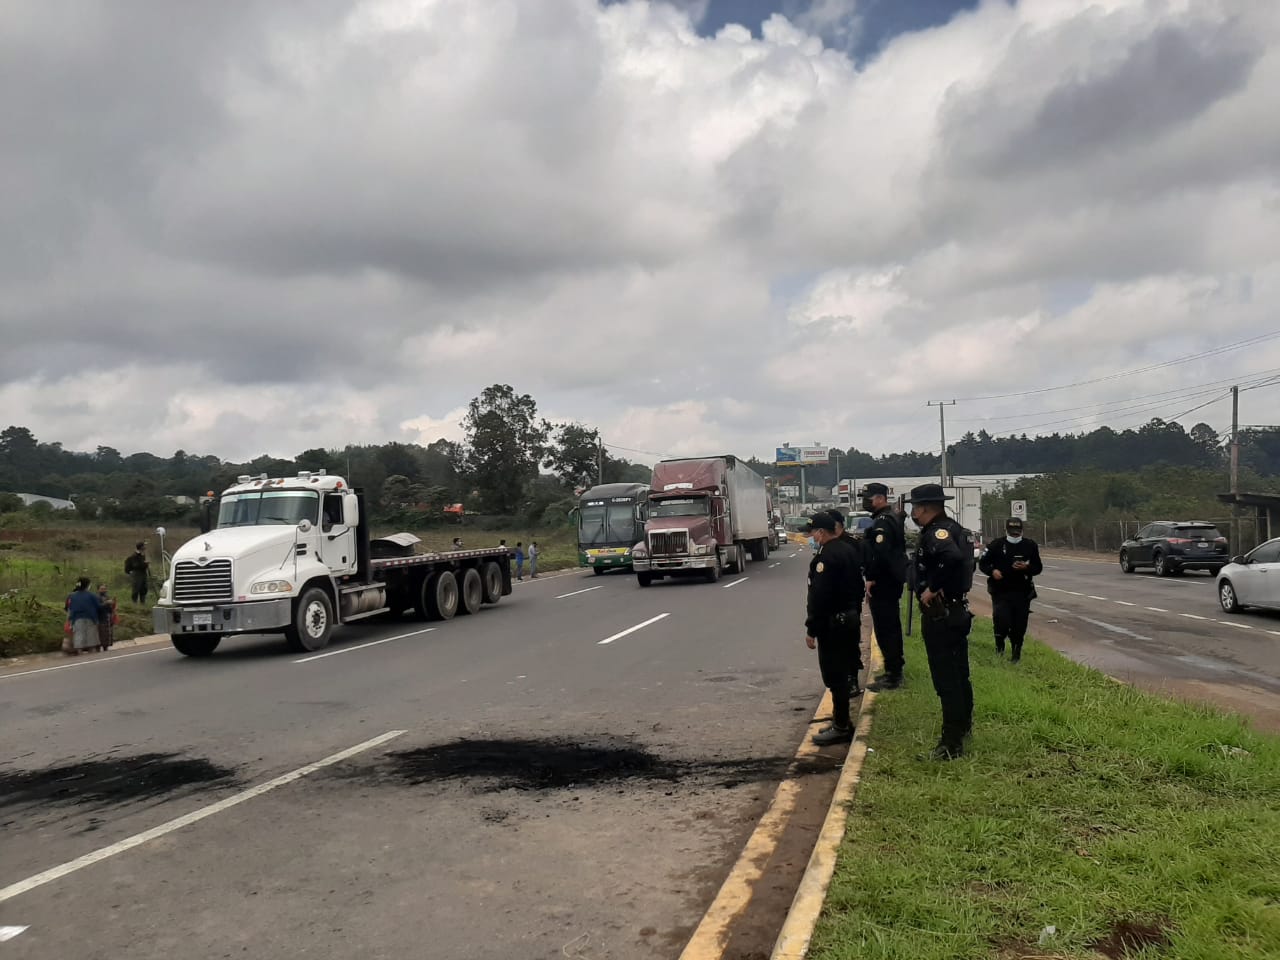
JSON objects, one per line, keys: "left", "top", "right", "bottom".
{"left": 2, "top": 0, "right": 1277, "bottom": 466}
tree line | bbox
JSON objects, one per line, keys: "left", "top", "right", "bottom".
{"left": 2, "top": 389, "right": 1277, "bottom": 527}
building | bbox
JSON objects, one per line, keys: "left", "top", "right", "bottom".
{"left": 833, "top": 474, "right": 1040, "bottom": 502}
{"left": 6, "top": 492, "right": 77, "bottom": 511}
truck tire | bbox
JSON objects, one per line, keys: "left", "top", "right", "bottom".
{"left": 171, "top": 635, "right": 221, "bottom": 657}
{"left": 459, "top": 567, "right": 484, "bottom": 615}
{"left": 285, "top": 587, "right": 334, "bottom": 652}
{"left": 637, "top": 572, "right": 653, "bottom": 588}
{"left": 727, "top": 544, "right": 745, "bottom": 574}
{"left": 425, "top": 571, "right": 459, "bottom": 620}
{"left": 704, "top": 553, "right": 722, "bottom": 583}
{"left": 481, "top": 562, "right": 504, "bottom": 604}
{"left": 750, "top": 538, "right": 767, "bottom": 562}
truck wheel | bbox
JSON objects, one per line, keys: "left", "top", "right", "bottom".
{"left": 459, "top": 567, "right": 484, "bottom": 615}
{"left": 425, "top": 571, "right": 459, "bottom": 620}
{"left": 728, "top": 544, "right": 745, "bottom": 573}
{"left": 637, "top": 572, "right": 653, "bottom": 588}
{"left": 481, "top": 562, "right": 504, "bottom": 604}
{"left": 285, "top": 588, "right": 334, "bottom": 652}
{"left": 704, "top": 553, "right": 722, "bottom": 583}
{"left": 171, "top": 635, "right": 221, "bottom": 657}
{"left": 750, "top": 539, "right": 767, "bottom": 562}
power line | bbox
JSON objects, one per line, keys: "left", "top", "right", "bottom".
{"left": 952, "top": 330, "right": 1280, "bottom": 402}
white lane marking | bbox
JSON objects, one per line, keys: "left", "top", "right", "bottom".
{"left": 788, "top": 553, "right": 798, "bottom": 559}
{"left": 1064, "top": 590, "right": 1085, "bottom": 596}
{"left": 723, "top": 577, "right": 749, "bottom": 590}
{"left": 0, "top": 730, "right": 407, "bottom": 905}
{"left": 1269, "top": 631, "right": 1280, "bottom": 637}
{"left": 1220, "top": 621, "right": 1255, "bottom": 630}
{"left": 1087, "top": 595, "right": 1108, "bottom": 601}
{"left": 555, "top": 585, "right": 603, "bottom": 600}
{"left": 1146, "top": 607, "right": 1169, "bottom": 613}
{"left": 0, "top": 926, "right": 29, "bottom": 942}
{"left": 1180, "top": 613, "right": 1210, "bottom": 621}
{"left": 294, "top": 628, "right": 435, "bottom": 663}
{"left": 1077, "top": 615, "right": 1152, "bottom": 642}
{"left": 598, "top": 613, "right": 671, "bottom": 646}
{"left": 0, "top": 646, "right": 168, "bottom": 681}
{"left": 768, "top": 563, "right": 780, "bottom": 569}
{"left": 1112, "top": 600, "right": 1136, "bottom": 606}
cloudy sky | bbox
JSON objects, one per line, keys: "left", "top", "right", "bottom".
{"left": 3, "top": 0, "right": 1278, "bottom": 466}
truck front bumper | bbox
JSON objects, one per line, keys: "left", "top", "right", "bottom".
{"left": 634, "top": 555, "right": 716, "bottom": 573}
{"left": 153, "top": 599, "right": 292, "bottom": 636}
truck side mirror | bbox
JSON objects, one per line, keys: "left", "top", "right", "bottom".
{"left": 343, "top": 493, "right": 360, "bottom": 528}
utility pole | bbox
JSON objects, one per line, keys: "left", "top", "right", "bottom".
{"left": 928, "top": 400, "right": 956, "bottom": 486}
{"left": 1231, "top": 385, "right": 1240, "bottom": 549}
{"left": 597, "top": 437, "right": 604, "bottom": 485}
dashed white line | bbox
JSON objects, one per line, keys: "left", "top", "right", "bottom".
{"left": 1179, "top": 613, "right": 1210, "bottom": 621}
{"left": 1064, "top": 590, "right": 1085, "bottom": 596}
{"left": 1087, "top": 595, "right": 1108, "bottom": 601}
{"left": 555, "top": 585, "right": 604, "bottom": 599}
{"left": 294, "top": 628, "right": 434, "bottom": 663}
{"left": 0, "top": 646, "right": 168, "bottom": 681}
{"left": 723, "top": 577, "right": 749, "bottom": 590}
{"left": 0, "top": 927, "right": 28, "bottom": 942}
{"left": 598, "top": 613, "right": 671, "bottom": 646}
{"left": 768, "top": 563, "right": 781, "bottom": 569}
{"left": 1269, "top": 631, "right": 1280, "bottom": 637}
{"left": 1220, "top": 621, "right": 1255, "bottom": 630}
{"left": 1146, "top": 607, "right": 1169, "bottom": 613}
{"left": 788, "top": 553, "right": 799, "bottom": 559}
{"left": 0, "top": 730, "right": 407, "bottom": 905}
{"left": 1112, "top": 600, "right": 1136, "bottom": 606}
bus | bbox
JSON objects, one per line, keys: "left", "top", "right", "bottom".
{"left": 576, "top": 483, "right": 650, "bottom": 574}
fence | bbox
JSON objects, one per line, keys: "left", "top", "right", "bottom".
{"left": 978, "top": 516, "right": 1266, "bottom": 556}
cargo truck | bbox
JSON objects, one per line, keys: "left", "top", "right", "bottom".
{"left": 152, "top": 472, "right": 511, "bottom": 657}
{"left": 632, "top": 456, "right": 771, "bottom": 586}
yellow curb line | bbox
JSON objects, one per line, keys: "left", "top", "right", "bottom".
{"left": 770, "top": 640, "right": 884, "bottom": 960}
{"left": 677, "top": 687, "right": 837, "bottom": 960}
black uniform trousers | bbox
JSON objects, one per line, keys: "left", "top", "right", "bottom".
{"left": 991, "top": 591, "right": 1031, "bottom": 651}
{"left": 920, "top": 606, "right": 973, "bottom": 748}
{"left": 816, "top": 619, "right": 860, "bottom": 730}
{"left": 868, "top": 582, "right": 904, "bottom": 678}
{"left": 130, "top": 576, "right": 147, "bottom": 604}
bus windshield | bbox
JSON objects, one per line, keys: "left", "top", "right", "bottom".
{"left": 217, "top": 490, "right": 320, "bottom": 528}
{"left": 579, "top": 499, "right": 641, "bottom": 546}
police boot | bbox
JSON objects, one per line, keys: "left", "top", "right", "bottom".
{"left": 812, "top": 724, "right": 854, "bottom": 746}
{"left": 1010, "top": 642, "right": 1022, "bottom": 664}
{"left": 994, "top": 636, "right": 1006, "bottom": 656}
{"left": 868, "top": 673, "right": 902, "bottom": 692}
{"left": 929, "top": 740, "right": 963, "bottom": 761}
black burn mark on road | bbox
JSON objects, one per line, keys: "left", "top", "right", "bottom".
{"left": 348, "top": 736, "right": 839, "bottom": 794}
{"left": 0, "top": 753, "right": 239, "bottom": 822}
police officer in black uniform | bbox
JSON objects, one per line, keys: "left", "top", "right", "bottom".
{"left": 905, "top": 483, "right": 974, "bottom": 760}
{"left": 978, "top": 517, "right": 1043, "bottom": 662}
{"left": 825, "top": 509, "right": 867, "bottom": 696}
{"left": 860, "top": 483, "right": 907, "bottom": 690}
{"left": 803, "top": 512, "right": 865, "bottom": 745}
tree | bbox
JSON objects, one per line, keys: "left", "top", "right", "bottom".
{"left": 544, "top": 423, "right": 602, "bottom": 490}
{"left": 458, "top": 385, "right": 549, "bottom": 514}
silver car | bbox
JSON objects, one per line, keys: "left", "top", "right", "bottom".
{"left": 1216, "top": 537, "right": 1280, "bottom": 613}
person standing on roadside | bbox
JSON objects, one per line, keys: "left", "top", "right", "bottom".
{"left": 96, "top": 583, "right": 118, "bottom": 651}
{"left": 528, "top": 541, "right": 539, "bottom": 578}
{"left": 906, "top": 484, "right": 975, "bottom": 761}
{"left": 824, "top": 509, "right": 866, "bottom": 695}
{"left": 978, "top": 517, "right": 1042, "bottom": 662}
{"left": 65, "top": 577, "right": 103, "bottom": 656}
{"left": 514, "top": 542, "right": 526, "bottom": 581}
{"left": 803, "top": 512, "right": 866, "bottom": 745}
{"left": 860, "top": 483, "right": 908, "bottom": 691}
{"left": 124, "top": 541, "right": 150, "bottom": 605}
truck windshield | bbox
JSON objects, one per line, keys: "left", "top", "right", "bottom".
{"left": 217, "top": 490, "right": 320, "bottom": 527}
{"left": 650, "top": 497, "right": 707, "bottom": 519}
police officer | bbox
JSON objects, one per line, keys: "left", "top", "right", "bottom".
{"left": 905, "top": 484, "right": 974, "bottom": 760}
{"left": 860, "top": 483, "right": 907, "bottom": 690}
{"left": 825, "top": 509, "right": 866, "bottom": 695}
{"left": 978, "top": 517, "right": 1043, "bottom": 662}
{"left": 803, "top": 512, "right": 865, "bottom": 745}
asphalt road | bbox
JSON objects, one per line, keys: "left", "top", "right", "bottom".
{"left": 981, "top": 553, "right": 1280, "bottom": 731}
{"left": 0, "top": 550, "right": 828, "bottom": 960}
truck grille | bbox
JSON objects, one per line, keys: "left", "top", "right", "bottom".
{"left": 173, "top": 559, "right": 233, "bottom": 603}
{"left": 649, "top": 531, "right": 688, "bottom": 556}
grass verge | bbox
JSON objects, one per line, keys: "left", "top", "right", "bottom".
{"left": 810, "top": 615, "right": 1280, "bottom": 960}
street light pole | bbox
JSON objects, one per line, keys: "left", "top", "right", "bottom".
{"left": 928, "top": 400, "right": 956, "bottom": 485}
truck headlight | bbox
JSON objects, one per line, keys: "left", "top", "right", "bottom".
{"left": 692, "top": 544, "right": 710, "bottom": 555}
{"left": 160, "top": 580, "right": 172, "bottom": 602}
{"left": 633, "top": 546, "right": 648, "bottom": 559}
{"left": 250, "top": 579, "right": 294, "bottom": 595}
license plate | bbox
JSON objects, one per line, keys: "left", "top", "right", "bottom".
{"left": 1195, "top": 542, "right": 1208, "bottom": 549}
{"left": 192, "top": 612, "right": 213, "bottom": 626}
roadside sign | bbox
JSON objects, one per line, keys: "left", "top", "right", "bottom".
{"left": 1011, "top": 500, "right": 1028, "bottom": 519}
{"left": 776, "top": 445, "right": 829, "bottom": 466}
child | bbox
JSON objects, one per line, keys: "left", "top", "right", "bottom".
{"left": 514, "top": 541, "right": 525, "bottom": 581}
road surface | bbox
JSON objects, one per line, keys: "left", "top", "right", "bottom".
{"left": 0, "top": 551, "right": 836, "bottom": 960}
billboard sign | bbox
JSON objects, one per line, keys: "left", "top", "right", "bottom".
{"left": 776, "top": 446, "right": 829, "bottom": 466}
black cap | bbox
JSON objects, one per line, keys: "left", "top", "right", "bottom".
{"left": 861, "top": 482, "right": 889, "bottom": 497}
{"left": 903, "top": 483, "right": 954, "bottom": 504}
{"left": 803, "top": 513, "right": 838, "bottom": 533}
{"left": 135, "top": 541, "right": 145, "bottom": 550}
{"left": 826, "top": 508, "right": 846, "bottom": 527}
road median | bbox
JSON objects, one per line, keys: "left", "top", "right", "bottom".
{"left": 807, "top": 614, "right": 1280, "bottom": 959}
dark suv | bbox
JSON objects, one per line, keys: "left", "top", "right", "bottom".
{"left": 1119, "top": 521, "right": 1229, "bottom": 576}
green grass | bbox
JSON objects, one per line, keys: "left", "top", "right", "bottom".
{"left": 811, "top": 616, "right": 1280, "bottom": 960}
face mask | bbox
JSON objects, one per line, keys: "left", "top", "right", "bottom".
{"left": 808, "top": 536, "right": 817, "bottom": 551}
{"left": 1006, "top": 534, "right": 1023, "bottom": 544}
{"left": 860, "top": 498, "right": 874, "bottom": 512}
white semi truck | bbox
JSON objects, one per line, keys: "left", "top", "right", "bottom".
{"left": 152, "top": 472, "right": 511, "bottom": 657}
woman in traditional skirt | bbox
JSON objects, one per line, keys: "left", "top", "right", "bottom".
{"left": 64, "top": 577, "right": 103, "bottom": 656}
{"left": 96, "top": 583, "right": 118, "bottom": 651}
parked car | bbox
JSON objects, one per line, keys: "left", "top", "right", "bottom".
{"left": 1118, "top": 521, "right": 1229, "bottom": 576}
{"left": 1217, "top": 538, "right": 1280, "bottom": 613}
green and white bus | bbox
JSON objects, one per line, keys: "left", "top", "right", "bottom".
{"left": 576, "top": 483, "right": 650, "bottom": 574}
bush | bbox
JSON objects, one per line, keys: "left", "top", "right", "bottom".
{"left": 0, "top": 590, "right": 63, "bottom": 657}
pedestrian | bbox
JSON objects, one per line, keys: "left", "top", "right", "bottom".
{"left": 124, "top": 541, "right": 150, "bottom": 604}
{"left": 64, "top": 577, "right": 103, "bottom": 656}
{"left": 860, "top": 483, "right": 908, "bottom": 691}
{"left": 499, "top": 539, "right": 507, "bottom": 550}
{"left": 452, "top": 536, "right": 464, "bottom": 550}
{"left": 978, "top": 517, "right": 1043, "bottom": 662}
{"left": 824, "top": 509, "right": 865, "bottom": 695}
{"left": 514, "top": 541, "right": 525, "bottom": 580}
{"left": 905, "top": 483, "right": 976, "bottom": 760}
{"left": 803, "top": 512, "right": 866, "bottom": 745}
{"left": 96, "top": 583, "right": 119, "bottom": 651}
{"left": 528, "top": 541, "right": 539, "bottom": 578}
